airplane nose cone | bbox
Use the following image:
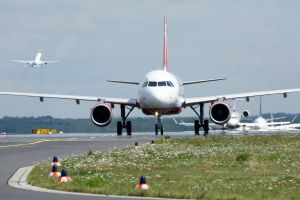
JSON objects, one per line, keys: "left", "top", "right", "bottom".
{"left": 143, "top": 90, "right": 176, "bottom": 108}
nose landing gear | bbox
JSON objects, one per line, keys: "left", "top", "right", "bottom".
{"left": 155, "top": 116, "right": 164, "bottom": 135}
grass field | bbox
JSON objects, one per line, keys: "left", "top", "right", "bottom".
{"left": 28, "top": 135, "right": 300, "bottom": 199}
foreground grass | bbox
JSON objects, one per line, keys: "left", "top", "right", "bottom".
{"left": 28, "top": 135, "right": 300, "bottom": 199}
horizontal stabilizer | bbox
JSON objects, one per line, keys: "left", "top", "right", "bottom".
{"left": 182, "top": 78, "right": 227, "bottom": 85}
{"left": 107, "top": 80, "right": 139, "bottom": 85}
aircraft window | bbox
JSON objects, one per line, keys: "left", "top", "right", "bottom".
{"left": 158, "top": 81, "right": 167, "bottom": 86}
{"left": 167, "top": 81, "right": 174, "bottom": 87}
{"left": 142, "top": 81, "right": 148, "bottom": 88}
{"left": 148, "top": 81, "right": 157, "bottom": 87}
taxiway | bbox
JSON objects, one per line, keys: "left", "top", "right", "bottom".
{"left": 0, "top": 133, "right": 157, "bottom": 200}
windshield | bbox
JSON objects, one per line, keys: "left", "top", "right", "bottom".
{"left": 144, "top": 81, "right": 175, "bottom": 87}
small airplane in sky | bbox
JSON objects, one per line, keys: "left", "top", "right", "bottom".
{"left": 12, "top": 52, "right": 59, "bottom": 68}
{"left": 2, "top": 17, "right": 300, "bottom": 136}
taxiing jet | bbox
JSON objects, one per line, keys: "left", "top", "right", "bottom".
{"left": 12, "top": 52, "right": 59, "bottom": 68}
{"left": 239, "top": 115, "right": 299, "bottom": 131}
{"left": 2, "top": 17, "right": 300, "bottom": 136}
{"left": 173, "top": 100, "right": 250, "bottom": 130}
{"left": 238, "top": 97, "right": 300, "bottom": 131}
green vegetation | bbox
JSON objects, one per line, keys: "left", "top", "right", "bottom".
{"left": 28, "top": 135, "right": 300, "bottom": 199}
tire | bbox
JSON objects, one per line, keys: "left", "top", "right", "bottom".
{"left": 155, "top": 124, "right": 158, "bottom": 135}
{"left": 126, "top": 121, "right": 132, "bottom": 136}
{"left": 203, "top": 119, "right": 209, "bottom": 136}
{"left": 117, "top": 121, "right": 122, "bottom": 136}
{"left": 160, "top": 126, "right": 164, "bottom": 135}
{"left": 194, "top": 120, "right": 200, "bottom": 135}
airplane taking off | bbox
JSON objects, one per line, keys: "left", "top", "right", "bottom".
{"left": 2, "top": 17, "right": 300, "bottom": 136}
{"left": 12, "top": 52, "right": 59, "bottom": 68}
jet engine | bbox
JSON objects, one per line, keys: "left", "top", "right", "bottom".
{"left": 242, "top": 110, "right": 250, "bottom": 117}
{"left": 90, "top": 103, "right": 113, "bottom": 127}
{"left": 209, "top": 102, "right": 231, "bottom": 125}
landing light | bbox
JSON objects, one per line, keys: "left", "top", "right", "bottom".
{"left": 155, "top": 111, "right": 159, "bottom": 117}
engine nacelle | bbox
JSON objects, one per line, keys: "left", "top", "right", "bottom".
{"left": 242, "top": 110, "right": 250, "bottom": 117}
{"left": 90, "top": 103, "right": 113, "bottom": 127}
{"left": 209, "top": 102, "right": 231, "bottom": 125}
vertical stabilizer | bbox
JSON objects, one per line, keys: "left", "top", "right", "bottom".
{"left": 163, "top": 16, "right": 168, "bottom": 71}
{"left": 259, "top": 96, "right": 262, "bottom": 116}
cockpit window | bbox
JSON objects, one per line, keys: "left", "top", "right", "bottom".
{"left": 148, "top": 81, "right": 157, "bottom": 87}
{"left": 142, "top": 81, "right": 148, "bottom": 88}
{"left": 167, "top": 81, "right": 174, "bottom": 87}
{"left": 145, "top": 81, "right": 174, "bottom": 87}
{"left": 158, "top": 81, "right": 167, "bottom": 86}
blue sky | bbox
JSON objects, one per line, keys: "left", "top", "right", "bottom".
{"left": 0, "top": 0, "right": 300, "bottom": 118}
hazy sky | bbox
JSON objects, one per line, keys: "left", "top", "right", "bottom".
{"left": 0, "top": 0, "right": 300, "bottom": 119}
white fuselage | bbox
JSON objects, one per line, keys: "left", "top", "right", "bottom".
{"left": 225, "top": 112, "right": 241, "bottom": 128}
{"left": 31, "top": 52, "right": 43, "bottom": 67}
{"left": 137, "top": 70, "right": 184, "bottom": 115}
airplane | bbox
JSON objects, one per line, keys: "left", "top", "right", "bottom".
{"left": 236, "top": 114, "right": 300, "bottom": 131}
{"left": 1, "top": 16, "right": 300, "bottom": 136}
{"left": 174, "top": 112, "right": 299, "bottom": 132}
{"left": 12, "top": 52, "right": 59, "bottom": 68}
{"left": 173, "top": 111, "right": 250, "bottom": 130}
{"left": 173, "top": 100, "right": 250, "bottom": 130}
{"left": 238, "top": 97, "right": 300, "bottom": 131}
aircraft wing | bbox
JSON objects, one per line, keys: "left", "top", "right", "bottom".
{"left": 12, "top": 60, "right": 33, "bottom": 64}
{"left": 266, "top": 121, "right": 291, "bottom": 126}
{"left": 238, "top": 122, "right": 259, "bottom": 127}
{"left": 285, "top": 123, "right": 300, "bottom": 129}
{"left": 184, "top": 88, "right": 300, "bottom": 106}
{"left": 266, "top": 117, "right": 286, "bottom": 122}
{"left": 42, "top": 60, "right": 60, "bottom": 64}
{"left": 0, "top": 92, "right": 137, "bottom": 106}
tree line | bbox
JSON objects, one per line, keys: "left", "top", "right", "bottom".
{"left": 0, "top": 113, "right": 298, "bottom": 134}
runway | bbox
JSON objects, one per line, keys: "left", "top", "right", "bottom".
{"left": 0, "top": 133, "right": 161, "bottom": 200}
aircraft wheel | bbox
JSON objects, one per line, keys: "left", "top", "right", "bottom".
{"left": 126, "top": 121, "right": 132, "bottom": 136}
{"left": 160, "top": 126, "right": 164, "bottom": 135}
{"left": 117, "top": 121, "right": 122, "bottom": 136}
{"left": 194, "top": 120, "right": 200, "bottom": 135}
{"left": 155, "top": 124, "right": 158, "bottom": 135}
{"left": 203, "top": 120, "right": 209, "bottom": 137}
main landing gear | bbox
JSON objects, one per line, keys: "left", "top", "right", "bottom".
{"left": 190, "top": 103, "right": 210, "bottom": 136}
{"left": 117, "top": 104, "right": 134, "bottom": 136}
{"left": 155, "top": 116, "right": 164, "bottom": 135}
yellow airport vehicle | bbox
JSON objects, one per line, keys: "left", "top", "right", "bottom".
{"left": 32, "top": 129, "right": 57, "bottom": 134}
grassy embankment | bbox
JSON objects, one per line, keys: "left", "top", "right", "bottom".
{"left": 28, "top": 135, "right": 300, "bottom": 199}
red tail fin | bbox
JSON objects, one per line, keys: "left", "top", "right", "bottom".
{"left": 163, "top": 16, "right": 168, "bottom": 71}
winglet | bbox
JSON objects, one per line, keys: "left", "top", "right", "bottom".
{"left": 163, "top": 16, "right": 168, "bottom": 71}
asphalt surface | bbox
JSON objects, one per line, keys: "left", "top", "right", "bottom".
{"left": 0, "top": 133, "right": 160, "bottom": 200}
